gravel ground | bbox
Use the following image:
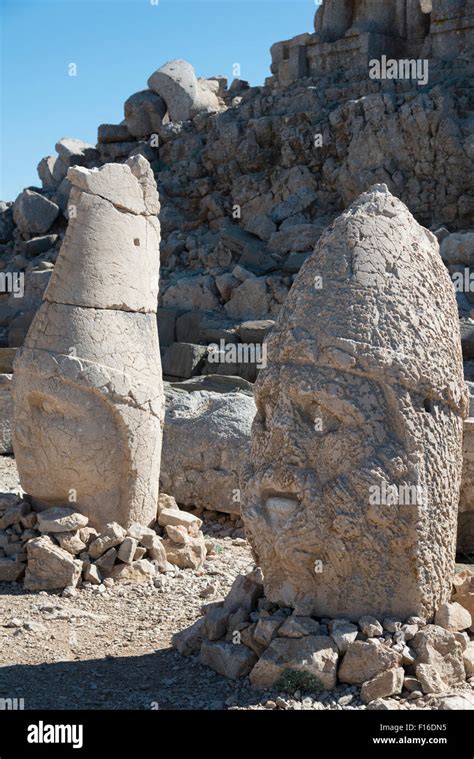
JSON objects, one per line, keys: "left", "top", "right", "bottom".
{"left": 0, "top": 455, "right": 471, "bottom": 712}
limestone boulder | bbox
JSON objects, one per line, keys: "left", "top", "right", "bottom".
{"left": 242, "top": 185, "right": 468, "bottom": 621}
{"left": 412, "top": 625, "right": 466, "bottom": 693}
{"left": 201, "top": 640, "right": 258, "bottom": 680}
{"left": 434, "top": 602, "right": 472, "bottom": 632}
{"left": 110, "top": 559, "right": 155, "bottom": 584}
{"left": 13, "top": 190, "right": 60, "bottom": 236}
{"left": 249, "top": 635, "right": 339, "bottom": 691}
{"left": 24, "top": 536, "right": 82, "bottom": 591}
{"left": 338, "top": 640, "right": 402, "bottom": 684}
{"left": 360, "top": 667, "right": 405, "bottom": 705}
{"left": 124, "top": 90, "right": 167, "bottom": 138}
{"left": 160, "top": 381, "right": 255, "bottom": 515}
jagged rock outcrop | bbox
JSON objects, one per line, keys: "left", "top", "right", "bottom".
{"left": 242, "top": 185, "right": 468, "bottom": 621}
{"left": 12, "top": 157, "right": 165, "bottom": 531}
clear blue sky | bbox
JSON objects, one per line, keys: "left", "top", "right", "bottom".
{"left": 1, "top": 0, "right": 320, "bottom": 201}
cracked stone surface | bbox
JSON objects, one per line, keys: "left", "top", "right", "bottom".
{"left": 12, "top": 158, "right": 165, "bottom": 531}
{"left": 242, "top": 185, "right": 468, "bottom": 622}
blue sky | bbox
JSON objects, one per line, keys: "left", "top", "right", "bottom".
{"left": 1, "top": 0, "right": 320, "bottom": 200}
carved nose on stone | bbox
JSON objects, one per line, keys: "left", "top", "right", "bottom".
{"left": 264, "top": 496, "right": 300, "bottom": 526}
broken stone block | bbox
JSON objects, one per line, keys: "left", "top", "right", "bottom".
{"left": 204, "top": 607, "right": 230, "bottom": 641}
{"left": 95, "top": 547, "right": 118, "bottom": 574}
{"left": 338, "top": 640, "right": 402, "bottom": 685}
{"left": 147, "top": 59, "right": 220, "bottom": 123}
{"left": 277, "top": 615, "right": 321, "bottom": 639}
{"left": 359, "top": 616, "right": 383, "bottom": 638}
{"left": 163, "top": 533, "right": 206, "bottom": 570}
{"left": 162, "top": 342, "right": 207, "bottom": 379}
{"left": 13, "top": 190, "right": 60, "bottom": 236}
{"left": 110, "top": 559, "right": 155, "bottom": 584}
{"left": 165, "top": 524, "right": 189, "bottom": 545}
{"left": 37, "top": 507, "right": 88, "bottom": 534}
{"left": 0, "top": 501, "right": 28, "bottom": 529}
{"left": 463, "top": 644, "right": 474, "bottom": 677}
{"left": 253, "top": 616, "right": 285, "bottom": 648}
{"left": 117, "top": 536, "right": 138, "bottom": 564}
{"left": 360, "top": 667, "right": 405, "bottom": 705}
{"left": 412, "top": 625, "right": 466, "bottom": 694}
{"left": 83, "top": 563, "right": 101, "bottom": 585}
{"left": 0, "top": 374, "right": 13, "bottom": 454}
{"left": 24, "top": 536, "right": 82, "bottom": 591}
{"left": 200, "top": 640, "right": 258, "bottom": 680}
{"left": 158, "top": 508, "right": 202, "bottom": 531}
{"left": 435, "top": 602, "right": 472, "bottom": 632}
{"left": 249, "top": 635, "right": 339, "bottom": 691}
{"left": 330, "top": 620, "right": 359, "bottom": 654}
{"left": 55, "top": 531, "right": 87, "bottom": 555}
{"left": 223, "top": 569, "right": 264, "bottom": 615}
{"left": 124, "top": 90, "right": 167, "bottom": 138}
{"left": 172, "top": 616, "right": 206, "bottom": 657}
{"left": 89, "top": 523, "right": 127, "bottom": 559}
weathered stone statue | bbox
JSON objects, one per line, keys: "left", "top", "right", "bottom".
{"left": 243, "top": 185, "right": 468, "bottom": 622}
{"left": 12, "top": 157, "right": 164, "bottom": 531}
{"left": 314, "top": 0, "right": 430, "bottom": 44}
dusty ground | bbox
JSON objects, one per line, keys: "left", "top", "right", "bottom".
{"left": 0, "top": 455, "right": 472, "bottom": 712}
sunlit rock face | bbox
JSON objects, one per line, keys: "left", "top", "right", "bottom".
{"left": 242, "top": 185, "right": 468, "bottom": 622}
{"left": 13, "top": 157, "right": 164, "bottom": 531}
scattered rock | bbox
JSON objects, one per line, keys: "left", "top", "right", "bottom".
{"left": 249, "top": 636, "right": 339, "bottom": 691}
{"left": 24, "top": 536, "right": 82, "bottom": 592}
{"left": 338, "top": 640, "right": 402, "bottom": 685}
{"left": 361, "top": 667, "right": 405, "bottom": 705}
{"left": 435, "top": 602, "right": 472, "bottom": 632}
{"left": 201, "top": 640, "right": 258, "bottom": 680}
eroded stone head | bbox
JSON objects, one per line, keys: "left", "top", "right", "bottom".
{"left": 13, "top": 158, "right": 164, "bottom": 531}
{"left": 242, "top": 185, "right": 468, "bottom": 621}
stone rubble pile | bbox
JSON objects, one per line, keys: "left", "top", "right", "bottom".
{"left": 0, "top": 492, "right": 210, "bottom": 593}
{"left": 173, "top": 567, "right": 474, "bottom": 709}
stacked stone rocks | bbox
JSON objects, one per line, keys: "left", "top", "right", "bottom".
{"left": 173, "top": 566, "right": 474, "bottom": 708}
{"left": 0, "top": 493, "right": 208, "bottom": 592}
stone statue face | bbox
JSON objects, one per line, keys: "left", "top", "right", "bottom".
{"left": 245, "top": 360, "right": 461, "bottom": 619}
{"left": 242, "top": 186, "right": 467, "bottom": 621}
{"left": 13, "top": 374, "right": 122, "bottom": 508}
